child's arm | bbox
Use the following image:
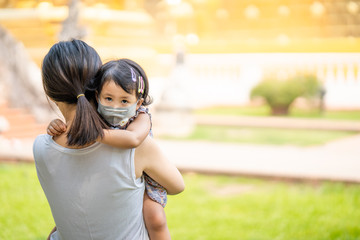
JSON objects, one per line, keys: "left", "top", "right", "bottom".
{"left": 101, "top": 113, "right": 151, "bottom": 148}
{"left": 47, "top": 114, "right": 151, "bottom": 149}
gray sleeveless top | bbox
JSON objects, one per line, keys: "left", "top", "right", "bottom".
{"left": 33, "top": 134, "right": 149, "bottom": 240}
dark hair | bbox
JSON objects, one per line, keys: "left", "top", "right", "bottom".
{"left": 88, "top": 58, "right": 152, "bottom": 106}
{"left": 42, "top": 39, "right": 108, "bottom": 146}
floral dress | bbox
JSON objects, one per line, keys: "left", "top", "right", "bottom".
{"left": 119, "top": 106, "right": 167, "bottom": 208}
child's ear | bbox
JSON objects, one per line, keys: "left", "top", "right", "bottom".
{"left": 136, "top": 98, "right": 144, "bottom": 109}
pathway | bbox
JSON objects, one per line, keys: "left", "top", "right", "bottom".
{"left": 158, "top": 133, "right": 360, "bottom": 183}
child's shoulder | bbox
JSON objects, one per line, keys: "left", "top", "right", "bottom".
{"left": 134, "top": 106, "right": 151, "bottom": 121}
{"left": 120, "top": 106, "right": 151, "bottom": 129}
{"left": 137, "top": 106, "right": 149, "bottom": 114}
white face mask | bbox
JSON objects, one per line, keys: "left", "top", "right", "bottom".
{"left": 97, "top": 100, "right": 137, "bottom": 127}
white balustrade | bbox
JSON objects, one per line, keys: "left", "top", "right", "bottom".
{"left": 160, "top": 53, "right": 360, "bottom": 109}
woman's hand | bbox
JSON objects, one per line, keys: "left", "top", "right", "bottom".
{"left": 47, "top": 119, "right": 67, "bottom": 136}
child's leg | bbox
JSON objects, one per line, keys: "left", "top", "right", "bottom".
{"left": 143, "top": 192, "right": 170, "bottom": 240}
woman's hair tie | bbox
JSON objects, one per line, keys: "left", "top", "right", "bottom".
{"left": 77, "top": 93, "right": 85, "bottom": 99}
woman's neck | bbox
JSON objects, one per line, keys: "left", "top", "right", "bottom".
{"left": 54, "top": 102, "right": 94, "bottom": 149}
{"left": 57, "top": 102, "right": 76, "bottom": 125}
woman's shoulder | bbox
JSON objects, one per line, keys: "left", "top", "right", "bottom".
{"left": 33, "top": 134, "right": 51, "bottom": 147}
{"left": 33, "top": 134, "right": 52, "bottom": 163}
{"left": 134, "top": 136, "right": 159, "bottom": 162}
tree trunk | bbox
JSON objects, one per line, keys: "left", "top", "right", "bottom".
{"left": 271, "top": 106, "right": 290, "bottom": 115}
{"left": 0, "top": 25, "right": 51, "bottom": 122}
{"left": 58, "top": 0, "right": 87, "bottom": 41}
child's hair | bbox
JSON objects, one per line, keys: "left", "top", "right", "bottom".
{"left": 42, "top": 39, "right": 108, "bottom": 146}
{"left": 88, "top": 58, "right": 153, "bottom": 106}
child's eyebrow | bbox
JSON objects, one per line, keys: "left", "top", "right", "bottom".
{"left": 101, "top": 92, "right": 114, "bottom": 97}
{"left": 120, "top": 96, "right": 131, "bottom": 99}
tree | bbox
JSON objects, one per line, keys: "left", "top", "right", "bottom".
{"left": 0, "top": 25, "right": 49, "bottom": 119}
{"left": 58, "top": 0, "right": 87, "bottom": 41}
{"left": 250, "top": 74, "right": 321, "bottom": 115}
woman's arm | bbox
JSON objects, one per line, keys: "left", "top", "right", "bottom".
{"left": 135, "top": 136, "right": 185, "bottom": 195}
{"left": 101, "top": 113, "right": 151, "bottom": 148}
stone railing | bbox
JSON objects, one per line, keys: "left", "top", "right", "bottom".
{"left": 160, "top": 53, "right": 360, "bottom": 109}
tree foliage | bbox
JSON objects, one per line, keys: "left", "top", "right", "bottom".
{"left": 250, "top": 74, "right": 321, "bottom": 115}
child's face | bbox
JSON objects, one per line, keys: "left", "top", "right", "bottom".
{"left": 97, "top": 80, "right": 142, "bottom": 109}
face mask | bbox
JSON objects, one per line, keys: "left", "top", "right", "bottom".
{"left": 97, "top": 100, "right": 137, "bottom": 127}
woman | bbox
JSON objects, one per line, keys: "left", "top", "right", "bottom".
{"left": 33, "top": 39, "right": 185, "bottom": 240}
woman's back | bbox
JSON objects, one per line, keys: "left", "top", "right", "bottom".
{"left": 33, "top": 134, "right": 149, "bottom": 240}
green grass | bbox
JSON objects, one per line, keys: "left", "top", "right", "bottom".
{"left": 162, "top": 125, "right": 356, "bottom": 146}
{"left": 0, "top": 163, "right": 54, "bottom": 240}
{"left": 166, "top": 174, "right": 360, "bottom": 240}
{"left": 186, "top": 106, "right": 359, "bottom": 146}
{"left": 1, "top": 163, "right": 360, "bottom": 240}
{"left": 195, "top": 105, "right": 272, "bottom": 117}
{"left": 195, "top": 105, "right": 360, "bottom": 121}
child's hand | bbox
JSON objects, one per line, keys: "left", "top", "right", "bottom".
{"left": 47, "top": 119, "right": 67, "bottom": 136}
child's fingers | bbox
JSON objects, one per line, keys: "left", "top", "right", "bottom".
{"left": 58, "top": 119, "right": 67, "bottom": 131}
{"left": 47, "top": 126, "right": 56, "bottom": 136}
{"left": 47, "top": 119, "right": 66, "bottom": 136}
{"left": 47, "top": 122, "right": 55, "bottom": 136}
{"left": 47, "top": 125, "right": 61, "bottom": 136}
{"left": 53, "top": 119, "right": 67, "bottom": 132}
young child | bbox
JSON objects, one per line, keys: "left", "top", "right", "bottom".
{"left": 48, "top": 58, "right": 170, "bottom": 240}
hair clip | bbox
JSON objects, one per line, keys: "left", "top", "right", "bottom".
{"left": 130, "top": 67, "right": 137, "bottom": 82}
{"left": 138, "top": 76, "right": 144, "bottom": 94}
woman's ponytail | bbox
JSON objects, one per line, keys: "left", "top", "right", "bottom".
{"left": 67, "top": 94, "right": 108, "bottom": 146}
{"left": 42, "top": 40, "right": 107, "bottom": 146}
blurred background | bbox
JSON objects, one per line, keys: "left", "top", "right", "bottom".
{"left": 0, "top": 0, "right": 360, "bottom": 137}
{"left": 1, "top": 1, "right": 360, "bottom": 239}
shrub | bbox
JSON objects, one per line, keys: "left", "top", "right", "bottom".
{"left": 250, "top": 74, "right": 321, "bottom": 115}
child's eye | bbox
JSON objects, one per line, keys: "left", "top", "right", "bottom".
{"left": 121, "top": 100, "right": 128, "bottom": 104}
{"left": 105, "top": 97, "right": 112, "bottom": 102}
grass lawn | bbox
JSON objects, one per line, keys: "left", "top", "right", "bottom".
{"left": 161, "top": 125, "right": 356, "bottom": 146}
{"left": 1, "top": 163, "right": 360, "bottom": 240}
{"left": 0, "top": 163, "right": 53, "bottom": 240}
{"left": 167, "top": 173, "right": 360, "bottom": 240}
{"left": 195, "top": 105, "right": 360, "bottom": 121}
